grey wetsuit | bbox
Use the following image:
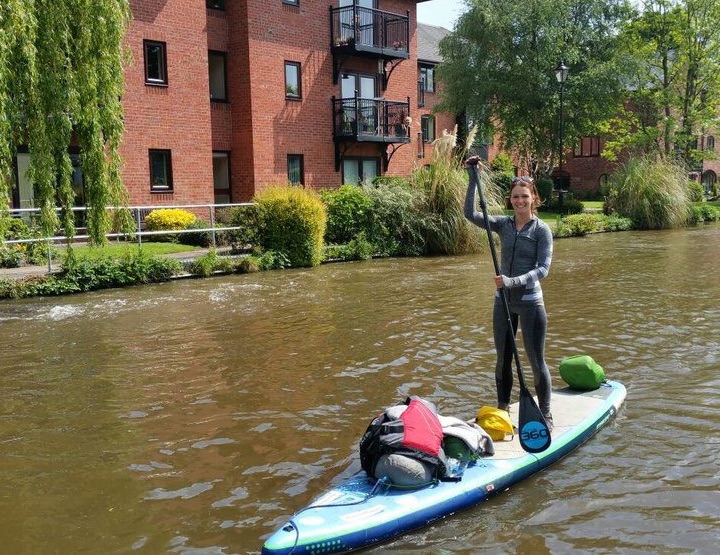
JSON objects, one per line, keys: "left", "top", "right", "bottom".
{"left": 464, "top": 179, "right": 553, "bottom": 415}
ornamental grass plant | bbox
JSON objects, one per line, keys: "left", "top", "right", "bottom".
{"left": 606, "top": 156, "right": 692, "bottom": 229}
{"left": 410, "top": 125, "right": 503, "bottom": 255}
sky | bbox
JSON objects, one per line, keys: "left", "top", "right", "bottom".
{"left": 417, "top": 0, "right": 467, "bottom": 31}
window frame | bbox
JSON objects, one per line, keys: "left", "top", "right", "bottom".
{"left": 342, "top": 156, "right": 380, "bottom": 185}
{"left": 287, "top": 154, "right": 305, "bottom": 186}
{"left": 282, "top": 0, "right": 300, "bottom": 6}
{"left": 149, "top": 149, "right": 174, "bottom": 193}
{"left": 143, "top": 40, "right": 168, "bottom": 86}
{"left": 206, "top": 0, "right": 226, "bottom": 9}
{"left": 574, "top": 136, "right": 600, "bottom": 157}
{"left": 208, "top": 50, "right": 228, "bottom": 102}
{"left": 285, "top": 61, "right": 302, "bottom": 99}
{"left": 421, "top": 115, "right": 435, "bottom": 143}
{"left": 420, "top": 65, "right": 435, "bottom": 94}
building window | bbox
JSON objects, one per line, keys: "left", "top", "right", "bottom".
{"left": 283, "top": 0, "right": 300, "bottom": 5}
{"left": 149, "top": 150, "right": 173, "bottom": 192}
{"left": 706, "top": 135, "right": 715, "bottom": 152}
{"left": 213, "top": 152, "right": 231, "bottom": 203}
{"left": 574, "top": 137, "right": 600, "bottom": 157}
{"left": 287, "top": 155, "right": 304, "bottom": 185}
{"left": 421, "top": 115, "right": 435, "bottom": 143}
{"left": 206, "top": 0, "right": 225, "bottom": 9}
{"left": 342, "top": 157, "right": 379, "bottom": 185}
{"left": 209, "top": 51, "right": 227, "bottom": 101}
{"left": 144, "top": 40, "right": 167, "bottom": 86}
{"left": 420, "top": 65, "right": 435, "bottom": 93}
{"left": 285, "top": 61, "right": 301, "bottom": 99}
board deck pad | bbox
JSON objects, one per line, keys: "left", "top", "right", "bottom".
{"left": 262, "top": 381, "right": 626, "bottom": 554}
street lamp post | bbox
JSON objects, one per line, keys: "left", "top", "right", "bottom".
{"left": 553, "top": 60, "right": 569, "bottom": 214}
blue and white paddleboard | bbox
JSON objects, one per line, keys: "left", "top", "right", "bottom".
{"left": 262, "top": 380, "right": 626, "bottom": 554}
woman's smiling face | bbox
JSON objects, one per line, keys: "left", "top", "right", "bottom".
{"left": 510, "top": 184, "right": 536, "bottom": 216}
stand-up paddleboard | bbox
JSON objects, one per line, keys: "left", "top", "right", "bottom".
{"left": 262, "top": 380, "right": 626, "bottom": 554}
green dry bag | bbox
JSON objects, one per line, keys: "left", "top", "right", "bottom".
{"left": 559, "top": 355, "right": 606, "bottom": 390}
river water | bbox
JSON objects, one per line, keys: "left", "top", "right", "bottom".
{"left": 1, "top": 226, "right": 718, "bottom": 554}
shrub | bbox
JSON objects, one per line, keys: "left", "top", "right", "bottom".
{"left": 689, "top": 203, "right": 720, "bottom": 224}
{"left": 145, "top": 208, "right": 197, "bottom": 242}
{"left": 216, "top": 204, "right": 261, "bottom": 250}
{"left": 324, "top": 232, "right": 374, "bottom": 261}
{"left": 144, "top": 208, "right": 197, "bottom": 230}
{"left": 687, "top": 180, "right": 705, "bottom": 203}
{"left": 490, "top": 152, "right": 514, "bottom": 174}
{"left": 320, "top": 185, "right": 374, "bottom": 244}
{"left": 556, "top": 213, "right": 602, "bottom": 237}
{"left": 363, "top": 179, "right": 428, "bottom": 257}
{"left": 606, "top": 156, "right": 691, "bottom": 229}
{"left": 235, "top": 256, "right": 261, "bottom": 274}
{"left": 0, "top": 246, "right": 24, "bottom": 268}
{"left": 188, "top": 249, "right": 234, "bottom": 277}
{"left": 255, "top": 186, "right": 327, "bottom": 267}
{"left": 182, "top": 219, "right": 213, "bottom": 248}
{"left": 535, "top": 177, "right": 554, "bottom": 207}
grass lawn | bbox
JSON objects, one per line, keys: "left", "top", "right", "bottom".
{"left": 59, "top": 242, "right": 201, "bottom": 261}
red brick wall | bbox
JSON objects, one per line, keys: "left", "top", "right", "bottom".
{"left": 122, "top": 0, "right": 215, "bottom": 206}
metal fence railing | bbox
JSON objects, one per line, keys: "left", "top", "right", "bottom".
{"left": 2, "top": 202, "right": 254, "bottom": 272}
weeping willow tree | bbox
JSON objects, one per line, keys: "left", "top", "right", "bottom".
{"left": 0, "top": 0, "right": 131, "bottom": 250}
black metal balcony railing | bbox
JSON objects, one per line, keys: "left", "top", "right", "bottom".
{"left": 333, "top": 97, "right": 411, "bottom": 142}
{"left": 330, "top": 5, "right": 409, "bottom": 58}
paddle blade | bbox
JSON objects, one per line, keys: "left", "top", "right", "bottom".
{"left": 518, "top": 386, "right": 552, "bottom": 453}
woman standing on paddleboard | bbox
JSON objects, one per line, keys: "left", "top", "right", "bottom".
{"left": 464, "top": 156, "right": 554, "bottom": 429}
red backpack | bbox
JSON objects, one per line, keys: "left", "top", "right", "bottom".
{"left": 359, "top": 396, "right": 447, "bottom": 480}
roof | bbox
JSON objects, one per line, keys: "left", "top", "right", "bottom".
{"left": 417, "top": 23, "right": 451, "bottom": 64}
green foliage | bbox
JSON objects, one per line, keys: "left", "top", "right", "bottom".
{"left": 362, "top": 179, "right": 428, "bottom": 257}
{"left": 182, "top": 219, "right": 212, "bottom": 248}
{"left": 490, "top": 152, "right": 515, "bottom": 174}
{"left": 216, "top": 204, "right": 261, "bottom": 249}
{"left": 555, "top": 213, "right": 603, "bottom": 237}
{"left": 0, "top": 250, "right": 181, "bottom": 299}
{"left": 0, "top": 246, "right": 24, "bottom": 268}
{"left": 536, "top": 177, "right": 554, "bottom": 207}
{"left": 689, "top": 203, "right": 720, "bottom": 224}
{"left": 235, "top": 256, "right": 261, "bottom": 274}
{"left": 324, "top": 232, "right": 374, "bottom": 262}
{"left": 437, "top": 0, "right": 630, "bottom": 176}
{"left": 555, "top": 213, "right": 633, "bottom": 237}
{"left": 606, "top": 156, "right": 692, "bottom": 229}
{"left": 687, "top": 181, "right": 705, "bottom": 203}
{"left": 254, "top": 186, "right": 327, "bottom": 268}
{"left": 255, "top": 250, "right": 292, "bottom": 271}
{"left": 320, "top": 185, "right": 374, "bottom": 244}
{"left": 614, "top": 1, "right": 720, "bottom": 166}
{"left": 188, "top": 249, "right": 233, "bottom": 277}
{"left": 0, "top": 1, "right": 131, "bottom": 244}
{"left": 410, "top": 157, "right": 491, "bottom": 255}
{"left": 0, "top": 215, "right": 57, "bottom": 265}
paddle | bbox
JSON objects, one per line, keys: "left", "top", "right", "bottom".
{"left": 466, "top": 160, "right": 551, "bottom": 454}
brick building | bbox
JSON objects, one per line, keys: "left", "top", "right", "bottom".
{"left": 119, "top": 0, "right": 457, "bottom": 207}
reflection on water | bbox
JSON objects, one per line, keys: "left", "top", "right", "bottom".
{"left": 1, "top": 225, "right": 719, "bottom": 554}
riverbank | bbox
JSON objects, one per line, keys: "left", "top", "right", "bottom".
{"left": 0, "top": 247, "right": 225, "bottom": 282}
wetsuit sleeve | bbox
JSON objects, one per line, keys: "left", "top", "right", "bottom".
{"left": 464, "top": 174, "right": 498, "bottom": 230}
{"left": 502, "top": 223, "right": 553, "bottom": 289}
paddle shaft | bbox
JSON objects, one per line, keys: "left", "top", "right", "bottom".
{"left": 467, "top": 163, "right": 529, "bottom": 391}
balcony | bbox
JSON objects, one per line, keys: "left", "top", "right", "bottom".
{"left": 333, "top": 96, "right": 411, "bottom": 170}
{"left": 330, "top": 5, "right": 409, "bottom": 87}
